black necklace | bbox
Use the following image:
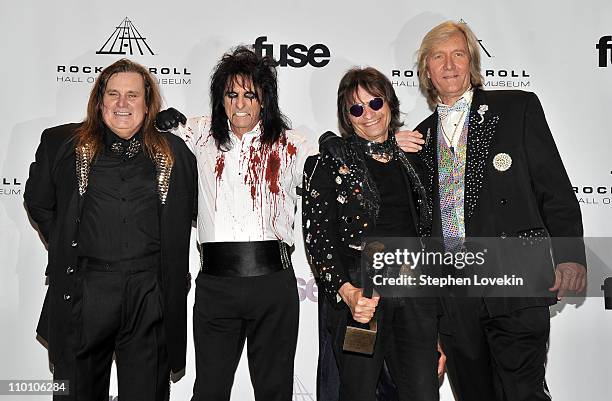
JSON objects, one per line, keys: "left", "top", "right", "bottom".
{"left": 110, "top": 136, "right": 142, "bottom": 159}
{"left": 353, "top": 132, "right": 395, "bottom": 162}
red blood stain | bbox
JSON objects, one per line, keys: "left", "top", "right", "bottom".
{"left": 248, "top": 152, "right": 261, "bottom": 184}
{"left": 287, "top": 142, "right": 297, "bottom": 157}
{"left": 247, "top": 143, "right": 262, "bottom": 201}
{"left": 214, "top": 154, "right": 225, "bottom": 181}
{"left": 265, "top": 151, "right": 281, "bottom": 194}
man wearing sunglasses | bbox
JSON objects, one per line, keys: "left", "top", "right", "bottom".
{"left": 348, "top": 97, "right": 385, "bottom": 117}
{"left": 155, "top": 46, "right": 314, "bottom": 401}
{"left": 393, "top": 20, "right": 586, "bottom": 401}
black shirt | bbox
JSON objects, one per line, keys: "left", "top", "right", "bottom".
{"left": 365, "top": 157, "right": 417, "bottom": 237}
{"left": 78, "top": 126, "right": 160, "bottom": 261}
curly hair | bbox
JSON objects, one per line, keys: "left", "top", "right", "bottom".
{"left": 210, "top": 46, "right": 291, "bottom": 150}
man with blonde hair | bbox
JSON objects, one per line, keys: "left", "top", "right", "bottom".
{"left": 398, "top": 20, "right": 586, "bottom": 401}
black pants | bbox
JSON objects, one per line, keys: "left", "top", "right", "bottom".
{"left": 191, "top": 268, "right": 299, "bottom": 401}
{"left": 317, "top": 295, "right": 400, "bottom": 401}
{"left": 317, "top": 295, "right": 340, "bottom": 401}
{"left": 440, "top": 298, "right": 551, "bottom": 401}
{"left": 327, "top": 298, "right": 440, "bottom": 401}
{"left": 54, "top": 258, "right": 169, "bottom": 401}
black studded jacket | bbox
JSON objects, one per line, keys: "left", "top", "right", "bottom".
{"left": 414, "top": 88, "right": 586, "bottom": 315}
{"left": 302, "top": 134, "right": 431, "bottom": 306}
{"left": 24, "top": 123, "right": 197, "bottom": 372}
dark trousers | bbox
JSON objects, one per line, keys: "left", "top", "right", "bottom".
{"left": 327, "top": 298, "right": 440, "bottom": 401}
{"left": 191, "top": 268, "right": 299, "bottom": 401}
{"left": 317, "top": 295, "right": 340, "bottom": 401}
{"left": 317, "top": 296, "right": 400, "bottom": 401}
{"left": 440, "top": 298, "right": 551, "bottom": 401}
{"left": 53, "top": 258, "right": 169, "bottom": 401}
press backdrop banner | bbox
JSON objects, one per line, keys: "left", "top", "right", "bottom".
{"left": 1, "top": 1, "right": 611, "bottom": 400}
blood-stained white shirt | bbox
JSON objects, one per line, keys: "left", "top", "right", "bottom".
{"left": 173, "top": 116, "right": 312, "bottom": 245}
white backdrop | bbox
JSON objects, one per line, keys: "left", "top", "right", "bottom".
{"left": 1, "top": 1, "right": 611, "bottom": 400}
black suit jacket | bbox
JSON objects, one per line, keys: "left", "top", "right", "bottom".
{"left": 414, "top": 88, "right": 585, "bottom": 315}
{"left": 24, "top": 123, "right": 197, "bottom": 372}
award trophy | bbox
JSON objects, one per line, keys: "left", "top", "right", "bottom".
{"left": 342, "top": 282, "right": 377, "bottom": 354}
{"left": 342, "top": 241, "right": 381, "bottom": 355}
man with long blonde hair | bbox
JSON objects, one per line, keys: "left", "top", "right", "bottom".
{"left": 25, "top": 58, "right": 196, "bottom": 400}
{"left": 398, "top": 20, "right": 586, "bottom": 401}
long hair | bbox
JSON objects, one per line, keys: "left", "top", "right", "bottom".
{"left": 337, "top": 67, "right": 402, "bottom": 139}
{"left": 75, "top": 58, "right": 172, "bottom": 164}
{"left": 417, "top": 20, "right": 484, "bottom": 108}
{"left": 210, "top": 46, "right": 291, "bottom": 150}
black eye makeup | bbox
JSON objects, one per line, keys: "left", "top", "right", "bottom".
{"left": 225, "top": 91, "right": 257, "bottom": 101}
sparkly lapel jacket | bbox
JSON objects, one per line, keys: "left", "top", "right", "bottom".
{"left": 24, "top": 123, "right": 197, "bottom": 372}
{"left": 302, "top": 137, "right": 431, "bottom": 306}
{"left": 414, "top": 88, "right": 585, "bottom": 315}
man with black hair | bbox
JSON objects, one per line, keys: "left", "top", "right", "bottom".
{"left": 156, "top": 46, "right": 312, "bottom": 401}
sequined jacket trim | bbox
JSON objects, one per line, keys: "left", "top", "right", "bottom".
{"left": 302, "top": 138, "right": 431, "bottom": 305}
{"left": 419, "top": 89, "right": 499, "bottom": 224}
{"left": 24, "top": 124, "right": 197, "bottom": 372}
{"left": 75, "top": 144, "right": 173, "bottom": 204}
{"left": 414, "top": 88, "right": 586, "bottom": 315}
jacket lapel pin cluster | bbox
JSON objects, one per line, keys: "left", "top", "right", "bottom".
{"left": 465, "top": 90, "right": 499, "bottom": 221}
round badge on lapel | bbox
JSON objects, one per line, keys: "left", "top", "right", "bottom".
{"left": 493, "top": 153, "right": 512, "bottom": 172}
